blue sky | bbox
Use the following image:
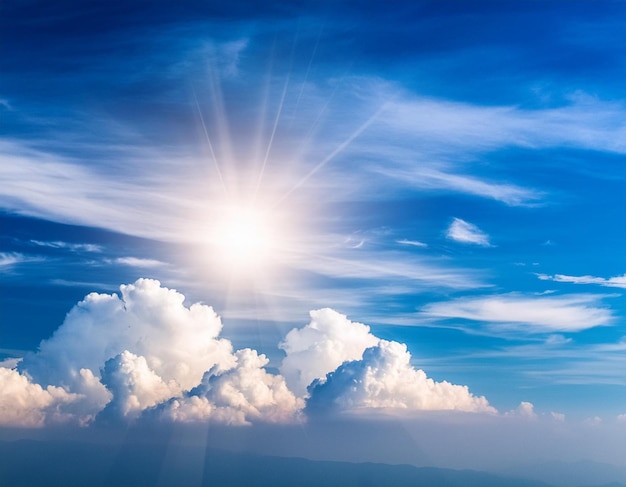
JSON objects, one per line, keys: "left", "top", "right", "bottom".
{"left": 0, "top": 0, "right": 625, "bottom": 470}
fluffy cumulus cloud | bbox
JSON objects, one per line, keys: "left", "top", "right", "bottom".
{"left": 160, "top": 348, "right": 303, "bottom": 425}
{"left": 279, "top": 308, "right": 379, "bottom": 396}
{"left": 19, "top": 278, "right": 235, "bottom": 395}
{"left": 506, "top": 401, "right": 538, "bottom": 419}
{"left": 0, "top": 279, "right": 507, "bottom": 428}
{"left": 306, "top": 340, "right": 495, "bottom": 415}
{"left": 0, "top": 367, "right": 78, "bottom": 427}
{"left": 99, "top": 351, "right": 179, "bottom": 420}
{"left": 446, "top": 218, "right": 491, "bottom": 246}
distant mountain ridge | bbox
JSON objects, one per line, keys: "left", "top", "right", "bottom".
{"left": 502, "top": 460, "right": 626, "bottom": 487}
{"left": 0, "top": 439, "right": 551, "bottom": 487}
{"left": 1, "top": 440, "right": 624, "bottom": 487}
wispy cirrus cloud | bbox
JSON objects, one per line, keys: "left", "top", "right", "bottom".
{"left": 287, "top": 245, "right": 487, "bottom": 290}
{"left": 396, "top": 239, "right": 428, "bottom": 248}
{"left": 371, "top": 165, "right": 544, "bottom": 207}
{"left": 0, "top": 252, "right": 27, "bottom": 268}
{"left": 0, "top": 252, "right": 44, "bottom": 271}
{"left": 30, "top": 240, "right": 103, "bottom": 253}
{"left": 108, "top": 257, "right": 166, "bottom": 268}
{"left": 421, "top": 293, "right": 614, "bottom": 332}
{"left": 537, "top": 273, "right": 626, "bottom": 289}
{"left": 446, "top": 218, "right": 491, "bottom": 247}
{"left": 380, "top": 93, "right": 626, "bottom": 155}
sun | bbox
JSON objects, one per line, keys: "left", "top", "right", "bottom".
{"left": 212, "top": 205, "right": 277, "bottom": 271}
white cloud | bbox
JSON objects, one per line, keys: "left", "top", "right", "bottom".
{"left": 537, "top": 273, "right": 626, "bottom": 289}
{"left": 551, "top": 411, "right": 566, "bottom": 422}
{"left": 422, "top": 293, "right": 614, "bottom": 332}
{"left": 99, "top": 351, "right": 178, "bottom": 420}
{"left": 19, "top": 279, "right": 235, "bottom": 417}
{"left": 4, "top": 280, "right": 504, "bottom": 426}
{"left": 287, "top": 241, "right": 486, "bottom": 290}
{"left": 307, "top": 340, "right": 495, "bottom": 414}
{"left": 506, "top": 401, "right": 538, "bottom": 419}
{"left": 0, "top": 367, "right": 78, "bottom": 427}
{"left": 377, "top": 167, "right": 543, "bottom": 207}
{"left": 279, "top": 308, "right": 379, "bottom": 396}
{"left": 0, "top": 252, "right": 43, "bottom": 270}
{"left": 446, "top": 218, "right": 491, "bottom": 246}
{"left": 0, "top": 252, "right": 25, "bottom": 268}
{"left": 161, "top": 348, "right": 303, "bottom": 425}
{"left": 6, "top": 279, "right": 302, "bottom": 426}
{"left": 0, "top": 357, "right": 21, "bottom": 369}
{"left": 110, "top": 257, "right": 166, "bottom": 268}
{"left": 617, "top": 413, "right": 626, "bottom": 422}
{"left": 545, "top": 334, "right": 572, "bottom": 345}
{"left": 397, "top": 239, "right": 428, "bottom": 248}
{"left": 30, "top": 240, "right": 103, "bottom": 253}
{"left": 0, "top": 140, "right": 204, "bottom": 243}
{"left": 381, "top": 93, "right": 626, "bottom": 155}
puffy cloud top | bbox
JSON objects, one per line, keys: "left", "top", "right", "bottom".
{"left": 160, "top": 348, "right": 303, "bottom": 426}
{"left": 306, "top": 340, "right": 495, "bottom": 414}
{"left": 0, "top": 367, "right": 78, "bottom": 427}
{"left": 279, "top": 308, "right": 379, "bottom": 396}
{"left": 0, "top": 279, "right": 502, "bottom": 428}
{"left": 19, "top": 279, "right": 234, "bottom": 393}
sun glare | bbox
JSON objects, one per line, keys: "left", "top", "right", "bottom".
{"left": 212, "top": 205, "right": 277, "bottom": 271}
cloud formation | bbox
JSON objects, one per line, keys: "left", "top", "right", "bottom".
{"left": 422, "top": 293, "right": 614, "bottom": 332}
{"left": 506, "top": 401, "right": 538, "bottom": 419}
{"left": 160, "top": 348, "right": 303, "bottom": 425}
{"left": 279, "top": 308, "right": 379, "bottom": 396}
{"left": 109, "top": 257, "right": 166, "bottom": 268}
{"left": 99, "top": 351, "right": 178, "bottom": 420}
{"left": 446, "top": 218, "right": 491, "bottom": 246}
{"left": 0, "top": 251, "right": 43, "bottom": 270}
{"left": 537, "top": 273, "right": 626, "bottom": 289}
{"left": 30, "top": 240, "right": 103, "bottom": 253}
{"left": 0, "top": 367, "right": 78, "bottom": 427}
{"left": 0, "top": 279, "right": 544, "bottom": 428}
{"left": 19, "top": 278, "right": 235, "bottom": 395}
{"left": 306, "top": 340, "right": 495, "bottom": 415}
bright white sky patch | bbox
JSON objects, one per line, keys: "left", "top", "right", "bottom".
{"left": 209, "top": 204, "right": 283, "bottom": 274}
{"left": 446, "top": 218, "right": 491, "bottom": 246}
{"left": 422, "top": 293, "right": 614, "bottom": 332}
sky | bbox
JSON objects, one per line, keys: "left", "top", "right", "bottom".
{"left": 1, "top": 0, "right": 625, "bottom": 474}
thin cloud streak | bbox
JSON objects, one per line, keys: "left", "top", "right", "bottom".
{"left": 381, "top": 94, "right": 626, "bottom": 155}
{"left": 397, "top": 239, "right": 428, "bottom": 248}
{"left": 30, "top": 240, "right": 103, "bottom": 253}
{"left": 109, "top": 257, "right": 167, "bottom": 268}
{"left": 537, "top": 273, "right": 626, "bottom": 289}
{"left": 0, "top": 252, "right": 44, "bottom": 270}
{"left": 421, "top": 293, "right": 615, "bottom": 332}
{"left": 285, "top": 246, "right": 488, "bottom": 290}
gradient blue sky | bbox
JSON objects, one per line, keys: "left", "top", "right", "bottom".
{"left": 0, "top": 0, "right": 625, "bottom": 468}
